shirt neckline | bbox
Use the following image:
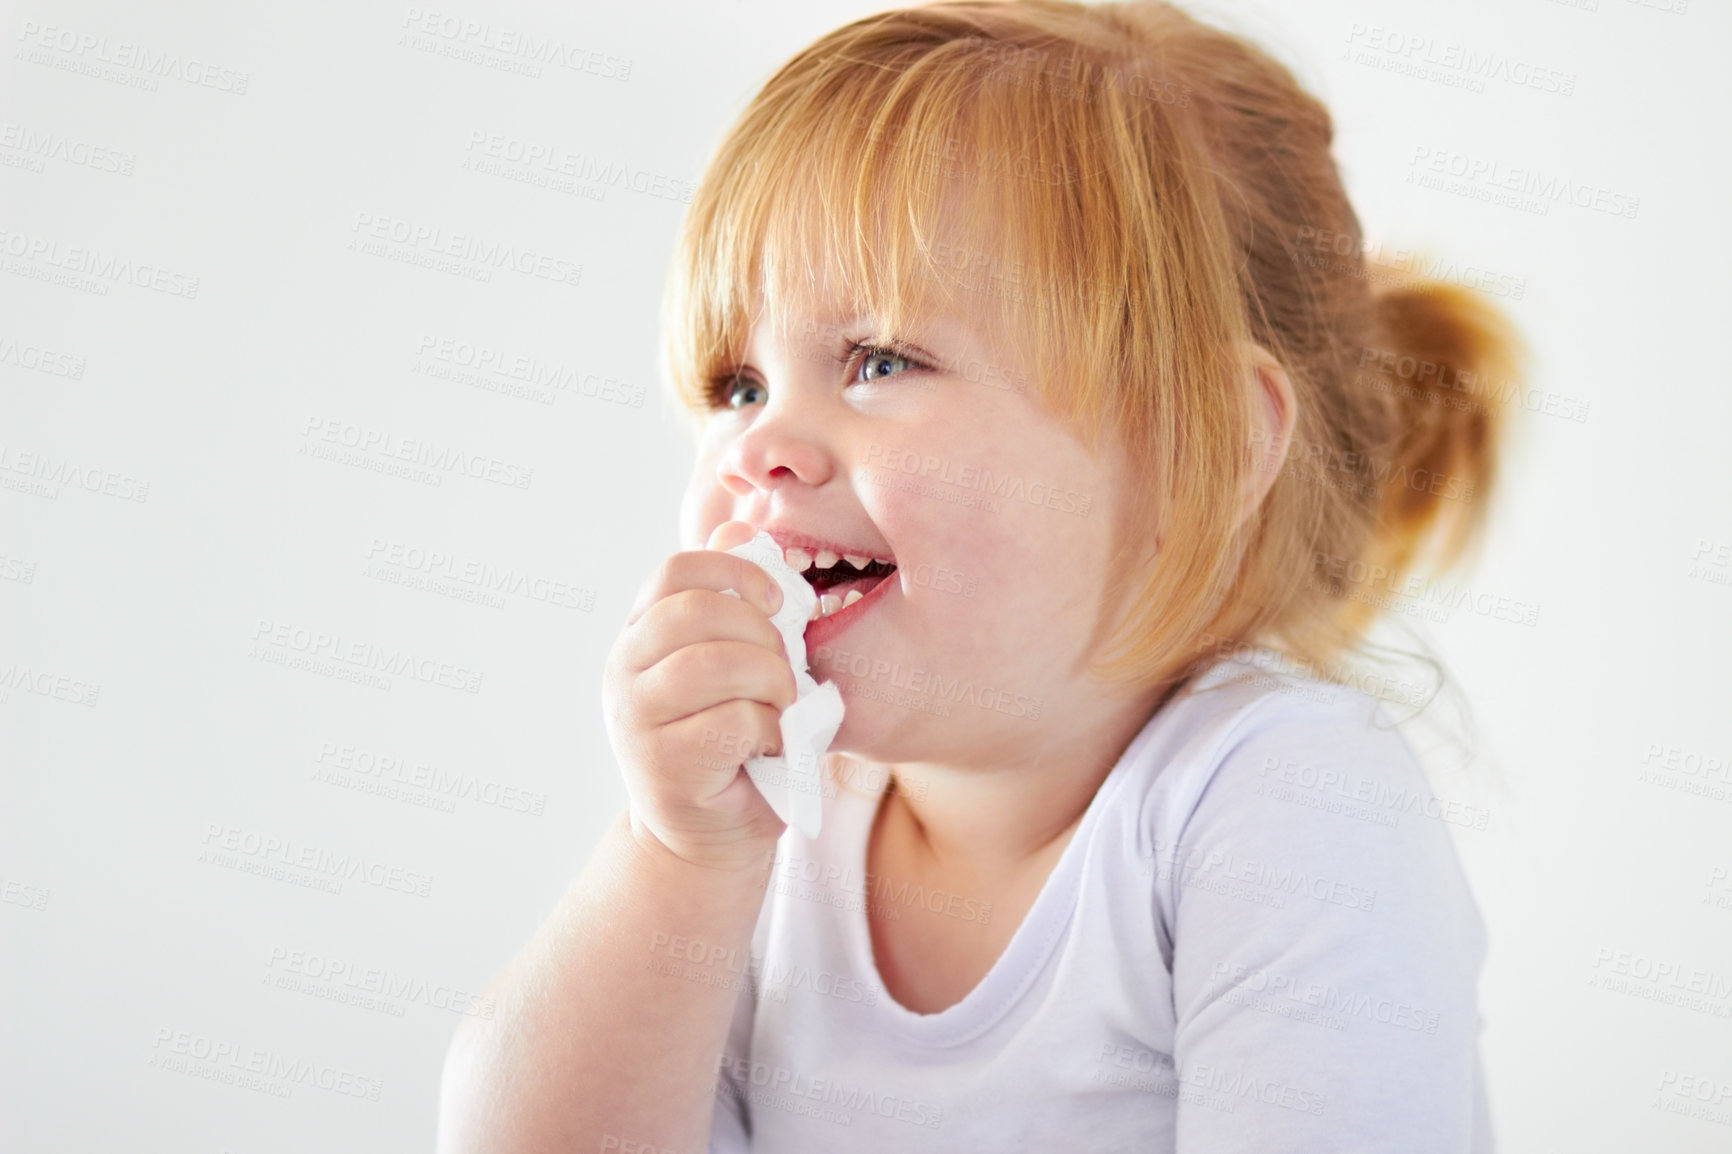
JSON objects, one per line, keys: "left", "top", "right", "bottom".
{"left": 834, "top": 659, "right": 1245, "bottom": 1047}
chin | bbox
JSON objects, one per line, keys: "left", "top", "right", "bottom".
{"left": 822, "top": 698, "right": 900, "bottom": 762}
{"left": 823, "top": 698, "right": 870, "bottom": 756}
{"left": 823, "top": 695, "right": 949, "bottom": 767}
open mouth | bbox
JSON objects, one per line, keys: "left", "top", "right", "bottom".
{"left": 777, "top": 545, "right": 898, "bottom": 620}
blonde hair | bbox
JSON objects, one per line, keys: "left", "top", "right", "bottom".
{"left": 661, "top": 0, "right": 1525, "bottom": 700}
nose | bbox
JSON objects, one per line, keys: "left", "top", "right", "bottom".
{"left": 716, "top": 386, "right": 837, "bottom": 497}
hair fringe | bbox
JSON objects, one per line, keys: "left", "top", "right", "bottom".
{"left": 661, "top": 0, "right": 1527, "bottom": 750}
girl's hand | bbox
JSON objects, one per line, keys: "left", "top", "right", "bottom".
{"left": 602, "top": 520, "right": 798, "bottom": 873}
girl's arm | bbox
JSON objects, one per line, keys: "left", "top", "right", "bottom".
{"left": 437, "top": 810, "right": 768, "bottom": 1154}
{"left": 440, "top": 524, "right": 798, "bottom": 1153}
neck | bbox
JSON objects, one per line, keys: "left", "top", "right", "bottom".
{"left": 873, "top": 678, "right": 1180, "bottom": 872}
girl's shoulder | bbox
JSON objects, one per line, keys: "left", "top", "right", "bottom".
{"left": 1123, "top": 646, "right": 1419, "bottom": 817}
{"left": 1091, "top": 669, "right": 1491, "bottom": 1153}
{"left": 1108, "top": 645, "right": 1487, "bottom": 962}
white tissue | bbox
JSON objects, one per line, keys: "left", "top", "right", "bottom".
{"left": 717, "top": 530, "right": 844, "bottom": 838}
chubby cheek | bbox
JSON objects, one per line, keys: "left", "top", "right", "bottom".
{"left": 873, "top": 424, "right": 1110, "bottom": 686}
{"left": 823, "top": 493, "right": 1048, "bottom": 759}
{"left": 855, "top": 464, "right": 1051, "bottom": 676}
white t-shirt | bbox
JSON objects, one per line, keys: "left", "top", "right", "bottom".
{"left": 706, "top": 648, "right": 1492, "bottom": 1153}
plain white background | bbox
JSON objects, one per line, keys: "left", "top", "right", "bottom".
{"left": 3, "top": 0, "right": 1728, "bottom": 1149}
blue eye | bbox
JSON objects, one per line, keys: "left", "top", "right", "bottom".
{"left": 851, "top": 342, "right": 927, "bottom": 385}
{"left": 856, "top": 346, "right": 915, "bottom": 383}
{"left": 705, "top": 341, "right": 929, "bottom": 412}
{"left": 729, "top": 379, "right": 766, "bottom": 409}
{"left": 710, "top": 375, "right": 764, "bottom": 410}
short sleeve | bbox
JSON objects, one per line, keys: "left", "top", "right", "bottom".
{"left": 1158, "top": 698, "right": 1489, "bottom": 1152}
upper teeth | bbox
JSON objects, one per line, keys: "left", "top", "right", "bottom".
{"left": 780, "top": 543, "right": 892, "bottom": 621}
{"left": 783, "top": 546, "right": 885, "bottom": 571}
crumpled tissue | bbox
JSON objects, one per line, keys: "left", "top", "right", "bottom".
{"left": 718, "top": 530, "right": 844, "bottom": 838}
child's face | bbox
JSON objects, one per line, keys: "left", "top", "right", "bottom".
{"left": 679, "top": 274, "right": 1152, "bottom": 768}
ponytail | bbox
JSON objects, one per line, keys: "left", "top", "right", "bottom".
{"left": 663, "top": 0, "right": 1531, "bottom": 700}
{"left": 1342, "top": 270, "right": 1526, "bottom": 636}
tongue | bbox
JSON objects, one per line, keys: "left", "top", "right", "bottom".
{"left": 811, "top": 570, "right": 892, "bottom": 599}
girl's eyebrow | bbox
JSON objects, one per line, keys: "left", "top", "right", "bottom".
{"left": 852, "top": 333, "right": 943, "bottom": 368}
{"left": 776, "top": 315, "right": 946, "bottom": 368}
{"left": 830, "top": 314, "right": 963, "bottom": 368}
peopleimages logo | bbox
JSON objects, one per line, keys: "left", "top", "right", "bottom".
{"left": 811, "top": 643, "right": 1043, "bottom": 720}
{"left": 0, "top": 335, "right": 86, "bottom": 378}
{"left": 0, "top": 122, "right": 136, "bottom": 175}
{"left": 1207, "top": 960, "right": 1442, "bottom": 1035}
{"left": 716, "top": 1056, "right": 945, "bottom": 1129}
{"left": 1406, "top": 146, "right": 1640, "bottom": 219}
{"left": 363, "top": 538, "right": 594, "bottom": 611}
{"left": 414, "top": 334, "right": 645, "bottom": 408}
{"left": 0, "top": 663, "right": 101, "bottom": 707}
{"left": 300, "top": 417, "right": 534, "bottom": 490}
{"left": 200, "top": 823, "right": 435, "bottom": 898}
{"left": 249, "top": 617, "right": 484, "bottom": 695}
{"left": 398, "top": 7, "right": 632, "bottom": 80}
{"left": 348, "top": 211, "right": 583, "bottom": 287}
{"left": 14, "top": 22, "right": 251, "bottom": 94}
{"left": 0, "top": 227, "right": 200, "bottom": 297}
{"left": 863, "top": 442, "right": 1092, "bottom": 516}
{"left": 0, "top": 444, "right": 149, "bottom": 502}
{"left": 148, "top": 1028, "right": 382, "bottom": 1101}
{"left": 462, "top": 131, "right": 694, "bottom": 203}
{"left": 313, "top": 740, "right": 548, "bottom": 815}
{"left": 1343, "top": 23, "right": 1577, "bottom": 96}
{"left": 264, "top": 945, "right": 496, "bottom": 1018}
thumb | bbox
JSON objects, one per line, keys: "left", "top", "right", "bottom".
{"left": 706, "top": 520, "right": 760, "bottom": 554}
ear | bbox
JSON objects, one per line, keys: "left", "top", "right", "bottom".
{"left": 1237, "top": 342, "right": 1297, "bottom": 528}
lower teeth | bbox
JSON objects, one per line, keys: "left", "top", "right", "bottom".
{"left": 809, "top": 587, "right": 866, "bottom": 620}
